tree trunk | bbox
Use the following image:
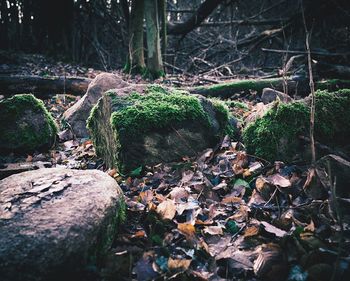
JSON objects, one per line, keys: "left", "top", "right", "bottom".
{"left": 158, "top": 0, "right": 167, "bottom": 55}
{"left": 125, "top": 0, "right": 146, "bottom": 74}
{"left": 145, "top": 0, "right": 164, "bottom": 78}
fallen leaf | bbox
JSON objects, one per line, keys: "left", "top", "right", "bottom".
{"left": 221, "top": 195, "right": 242, "bottom": 204}
{"left": 267, "top": 174, "right": 291, "bottom": 188}
{"left": 168, "top": 258, "right": 191, "bottom": 271}
{"left": 26, "top": 155, "right": 33, "bottom": 162}
{"left": 244, "top": 225, "right": 260, "bottom": 238}
{"left": 261, "top": 221, "right": 287, "bottom": 237}
{"left": 203, "top": 226, "right": 224, "bottom": 236}
{"left": 139, "top": 190, "right": 154, "bottom": 205}
{"left": 131, "top": 230, "right": 147, "bottom": 239}
{"left": 169, "top": 187, "right": 189, "bottom": 202}
{"left": 177, "top": 223, "right": 196, "bottom": 240}
{"left": 156, "top": 199, "right": 176, "bottom": 220}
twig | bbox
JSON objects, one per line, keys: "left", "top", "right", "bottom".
{"left": 301, "top": 0, "right": 316, "bottom": 164}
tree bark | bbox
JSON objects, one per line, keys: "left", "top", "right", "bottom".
{"left": 125, "top": 0, "right": 146, "bottom": 73}
{"left": 158, "top": 0, "right": 167, "bottom": 55}
{"left": 145, "top": 0, "right": 164, "bottom": 78}
{"left": 0, "top": 75, "right": 90, "bottom": 98}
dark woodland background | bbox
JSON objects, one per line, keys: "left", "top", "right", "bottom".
{"left": 0, "top": 0, "right": 349, "bottom": 76}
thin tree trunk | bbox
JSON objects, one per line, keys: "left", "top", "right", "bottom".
{"left": 125, "top": 0, "right": 146, "bottom": 74}
{"left": 158, "top": 0, "right": 167, "bottom": 55}
{"left": 145, "top": 0, "right": 164, "bottom": 78}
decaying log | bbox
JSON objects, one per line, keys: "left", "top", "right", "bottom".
{"left": 188, "top": 78, "right": 350, "bottom": 98}
{"left": 0, "top": 75, "right": 91, "bottom": 98}
{"left": 188, "top": 77, "right": 308, "bottom": 98}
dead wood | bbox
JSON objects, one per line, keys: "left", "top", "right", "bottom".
{"left": 0, "top": 75, "right": 91, "bottom": 98}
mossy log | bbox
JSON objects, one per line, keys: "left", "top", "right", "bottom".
{"left": 188, "top": 78, "right": 350, "bottom": 98}
{"left": 0, "top": 75, "right": 91, "bottom": 97}
{"left": 242, "top": 89, "right": 350, "bottom": 162}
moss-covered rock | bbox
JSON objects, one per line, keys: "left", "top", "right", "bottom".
{"left": 87, "top": 86, "right": 235, "bottom": 172}
{"left": 243, "top": 89, "right": 350, "bottom": 162}
{"left": 0, "top": 94, "right": 57, "bottom": 154}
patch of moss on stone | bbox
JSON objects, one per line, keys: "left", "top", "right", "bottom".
{"left": 87, "top": 86, "right": 235, "bottom": 172}
{"left": 0, "top": 94, "right": 57, "bottom": 153}
{"left": 243, "top": 102, "right": 309, "bottom": 162}
{"left": 110, "top": 91, "right": 210, "bottom": 138}
{"left": 209, "top": 98, "right": 236, "bottom": 138}
{"left": 193, "top": 78, "right": 283, "bottom": 97}
{"left": 243, "top": 89, "right": 350, "bottom": 162}
{"left": 90, "top": 196, "right": 126, "bottom": 266}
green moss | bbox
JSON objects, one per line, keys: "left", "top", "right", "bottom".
{"left": 209, "top": 98, "right": 236, "bottom": 138}
{"left": 316, "top": 79, "right": 350, "bottom": 92}
{"left": 0, "top": 94, "right": 57, "bottom": 153}
{"left": 193, "top": 78, "right": 283, "bottom": 96}
{"left": 243, "top": 102, "right": 309, "bottom": 162}
{"left": 243, "top": 89, "right": 350, "bottom": 162}
{"left": 87, "top": 86, "right": 233, "bottom": 172}
{"left": 91, "top": 196, "right": 126, "bottom": 266}
{"left": 110, "top": 90, "right": 210, "bottom": 138}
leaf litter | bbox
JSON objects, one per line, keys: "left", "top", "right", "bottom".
{"left": 1, "top": 95, "right": 349, "bottom": 281}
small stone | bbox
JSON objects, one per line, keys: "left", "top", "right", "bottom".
{"left": 261, "top": 88, "right": 293, "bottom": 104}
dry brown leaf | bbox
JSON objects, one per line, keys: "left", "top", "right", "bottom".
{"left": 244, "top": 225, "right": 260, "bottom": 238}
{"left": 156, "top": 199, "right": 176, "bottom": 220}
{"left": 304, "top": 220, "right": 315, "bottom": 232}
{"left": 221, "top": 196, "right": 242, "bottom": 204}
{"left": 26, "top": 155, "right": 33, "bottom": 162}
{"left": 255, "top": 176, "right": 273, "bottom": 200}
{"left": 139, "top": 190, "right": 154, "bottom": 205}
{"left": 203, "top": 226, "right": 224, "bottom": 236}
{"left": 169, "top": 187, "right": 189, "bottom": 202}
{"left": 261, "top": 221, "right": 287, "bottom": 237}
{"left": 107, "top": 168, "right": 117, "bottom": 177}
{"left": 131, "top": 230, "right": 147, "bottom": 239}
{"left": 177, "top": 223, "right": 196, "bottom": 240}
{"left": 168, "top": 257, "right": 191, "bottom": 271}
{"left": 267, "top": 174, "right": 291, "bottom": 188}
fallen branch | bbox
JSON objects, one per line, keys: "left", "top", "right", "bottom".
{"left": 261, "top": 48, "right": 350, "bottom": 57}
{"left": 0, "top": 75, "right": 91, "bottom": 98}
{"left": 188, "top": 77, "right": 308, "bottom": 98}
{"left": 188, "top": 78, "right": 350, "bottom": 98}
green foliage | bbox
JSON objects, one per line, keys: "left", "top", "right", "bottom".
{"left": 0, "top": 94, "right": 57, "bottom": 153}
{"left": 243, "top": 89, "right": 350, "bottom": 162}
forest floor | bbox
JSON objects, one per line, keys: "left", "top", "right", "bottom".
{"left": 0, "top": 53, "right": 349, "bottom": 281}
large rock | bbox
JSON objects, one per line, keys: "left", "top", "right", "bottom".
{"left": 0, "top": 168, "right": 125, "bottom": 281}
{"left": 63, "top": 73, "right": 129, "bottom": 138}
{"left": 0, "top": 94, "right": 57, "bottom": 154}
{"left": 243, "top": 89, "right": 350, "bottom": 162}
{"left": 87, "top": 86, "right": 235, "bottom": 172}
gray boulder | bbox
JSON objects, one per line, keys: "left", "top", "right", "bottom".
{"left": 0, "top": 168, "right": 125, "bottom": 281}
{"left": 87, "top": 85, "right": 235, "bottom": 172}
{"left": 0, "top": 94, "right": 57, "bottom": 154}
{"left": 63, "top": 73, "right": 129, "bottom": 138}
{"left": 261, "top": 87, "right": 292, "bottom": 104}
